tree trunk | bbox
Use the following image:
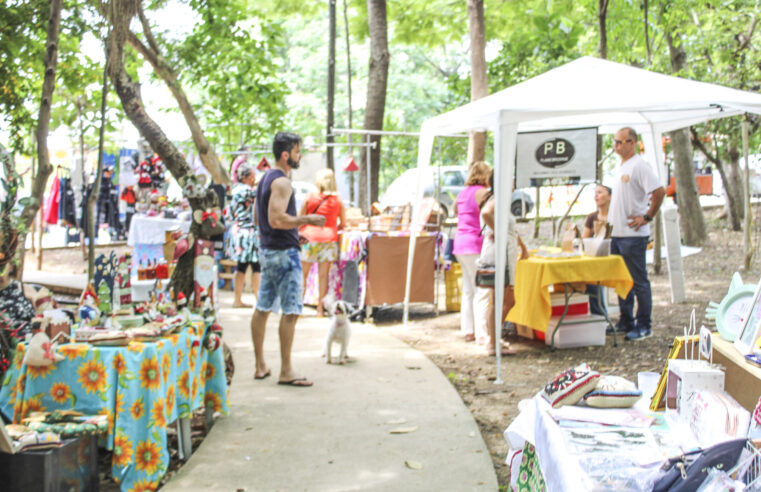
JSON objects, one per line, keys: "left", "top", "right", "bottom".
{"left": 87, "top": 64, "right": 109, "bottom": 282}
{"left": 19, "top": 0, "right": 61, "bottom": 235}
{"left": 466, "top": 0, "right": 487, "bottom": 165}
{"left": 360, "top": 0, "right": 389, "bottom": 211}
{"left": 691, "top": 128, "right": 742, "bottom": 230}
{"left": 667, "top": 32, "right": 706, "bottom": 245}
{"left": 105, "top": 1, "right": 217, "bottom": 300}
{"left": 126, "top": 3, "right": 229, "bottom": 185}
{"left": 598, "top": 0, "right": 609, "bottom": 59}
{"left": 327, "top": 0, "right": 336, "bottom": 171}
{"left": 670, "top": 128, "right": 706, "bottom": 245}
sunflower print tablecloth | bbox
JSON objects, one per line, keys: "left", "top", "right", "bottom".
{"left": 0, "top": 320, "right": 229, "bottom": 492}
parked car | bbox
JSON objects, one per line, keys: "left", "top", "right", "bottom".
{"left": 291, "top": 180, "right": 318, "bottom": 212}
{"left": 378, "top": 166, "right": 534, "bottom": 219}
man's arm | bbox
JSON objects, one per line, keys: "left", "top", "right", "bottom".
{"left": 268, "top": 177, "right": 325, "bottom": 229}
{"left": 481, "top": 197, "right": 495, "bottom": 230}
{"left": 627, "top": 186, "right": 666, "bottom": 231}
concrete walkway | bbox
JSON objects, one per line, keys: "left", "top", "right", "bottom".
{"left": 162, "top": 291, "right": 498, "bottom": 491}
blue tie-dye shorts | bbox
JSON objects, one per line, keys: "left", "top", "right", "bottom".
{"left": 256, "top": 247, "right": 304, "bottom": 315}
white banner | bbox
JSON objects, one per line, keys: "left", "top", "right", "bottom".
{"left": 516, "top": 127, "right": 598, "bottom": 188}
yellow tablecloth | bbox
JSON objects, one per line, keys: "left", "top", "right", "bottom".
{"left": 506, "top": 254, "right": 633, "bottom": 333}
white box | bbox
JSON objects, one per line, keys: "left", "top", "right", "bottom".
{"left": 545, "top": 313, "right": 607, "bottom": 348}
{"left": 666, "top": 359, "right": 725, "bottom": 417}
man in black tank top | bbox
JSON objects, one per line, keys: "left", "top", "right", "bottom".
{"left": 251, "top": 132, "right": 325, "bottom": 387}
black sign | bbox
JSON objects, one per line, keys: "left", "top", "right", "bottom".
{"left": 535, "top": 138, "right": 575, "bottom": 168}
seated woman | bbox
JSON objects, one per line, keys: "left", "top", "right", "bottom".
{"left": 582, "top": 184, "right": 612, "bottom": 316}
{"left": 477, "top": 171, "right": 528, "bottom": 356}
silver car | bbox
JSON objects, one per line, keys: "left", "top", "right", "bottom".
{"left": 379, "top": 165, "right": 534, "bottom": 219}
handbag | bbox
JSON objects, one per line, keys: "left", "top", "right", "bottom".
{"left": 652, "top": 438, "right": 747, "bottom": 492}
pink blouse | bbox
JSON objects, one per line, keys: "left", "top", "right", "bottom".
{"left": 452, "top": 185, "right": 484, "bottom": 256}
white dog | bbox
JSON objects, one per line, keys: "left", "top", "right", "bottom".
{"left": 324, "top": 300, "right": 351, "bottom": 364}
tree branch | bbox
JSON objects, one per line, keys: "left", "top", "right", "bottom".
{"left": 136, "top": 1, "right": 161, "bottom": 57}
{"left": 690, "top": 127, "right": 720, "bottom": 167}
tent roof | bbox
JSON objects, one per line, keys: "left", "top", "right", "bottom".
{"left": 422, "top": 56, "right": 761, "bottom": 135}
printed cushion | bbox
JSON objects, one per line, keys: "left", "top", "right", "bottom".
{"left": 583, "top": 375, "right": 642, "bottom": 408}
{"left": 542, "top": 363, "right": 600, "bottom": 408}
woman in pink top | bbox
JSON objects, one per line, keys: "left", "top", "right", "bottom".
{"left": 453, "top": 161, "right": 492, "bottom": 343}
{"left": 299, "top": 169, "right": 346, "bottom": 316}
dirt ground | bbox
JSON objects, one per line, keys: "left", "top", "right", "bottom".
{"left": 378, "top": 207, "right": 761, "bottom": 489}
{"left": 24, "top": 208, "right": 761, "bottom": 490}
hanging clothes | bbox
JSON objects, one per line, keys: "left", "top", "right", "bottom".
{"left": 58, "top": 176, "right": 77, "bottom": 227}
{"left": 43, "top": 174, "right": 60, "bottom": 225}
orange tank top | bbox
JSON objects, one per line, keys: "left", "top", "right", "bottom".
{"left": 301, "top": 193, "right": 341, "bottom": 243}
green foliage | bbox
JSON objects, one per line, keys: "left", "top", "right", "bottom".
{"left": 160, "top": 0, "right": 288, "bottom": 148}
{"left": 0, "top": 1, "right": 121, "bottom": 155}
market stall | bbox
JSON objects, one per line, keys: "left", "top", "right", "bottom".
{"left": 0, "top": 316, "right": 227, "bottom": 490}
{"left": 303, "top": 230, "right": 440, "bottom": 312}
{"left": 507, "top": 252, "right": 633, "bottom": 348}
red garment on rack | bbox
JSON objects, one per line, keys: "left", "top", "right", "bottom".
{"left": 43, "top": 176, "right": 60, "bottom": 225}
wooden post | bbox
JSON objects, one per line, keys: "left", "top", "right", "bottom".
{"left": 742, "top": 119, "right": 752, "bottom": 270}
{"left": 37, "top": 207, "right": 43, "bottom": 270}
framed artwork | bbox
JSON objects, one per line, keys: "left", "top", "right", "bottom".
{"left": 734, "top": 280, "right": 761, "bottom": 355}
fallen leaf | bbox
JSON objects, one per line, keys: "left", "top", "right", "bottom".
{"left": 405, "top": 460, "right": 423, "bottom": 470}
{"left": 406, "top": 365, "right": 421, "bottom": 370}
{"left": 390, "top": 426, "right": 419, "bottom": 434}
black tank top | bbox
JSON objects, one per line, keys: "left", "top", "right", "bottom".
{"left": 256, "top": 169, "right": 300, "bottom": 250}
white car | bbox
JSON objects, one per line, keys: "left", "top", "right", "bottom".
{"left": 291, "top": 180, "right": 318, "bottom": 211}
{"left": 379, "top": 166, "right": 534, "bottom": 219}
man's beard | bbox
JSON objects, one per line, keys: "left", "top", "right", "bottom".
{"left": 288, "top": 156, "right": 300, "bottom": 169}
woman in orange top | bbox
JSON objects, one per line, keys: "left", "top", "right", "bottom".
{"left": 299, "top": 169, "right": 346, "bottom": 316}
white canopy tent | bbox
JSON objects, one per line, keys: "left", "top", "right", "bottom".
{"left": 403, "top": 56, "right": 761, "bottom": 382}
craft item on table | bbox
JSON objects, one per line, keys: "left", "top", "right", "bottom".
{"left": 155, "top": 259, "right": 169, "bottom": 279}
{"left": 24, "top": 285, "right": 56, "bottom": 314}
{"left": 534, "top": 248, "right": 582, "bottom": 258}
{"left": 112, "top": 315, "right": 143, "bottom": 330}
{"left": 704, "top": 272, "right": 757, "bottom": 342}
{"left": 560, "top": 224, "right": 582, "bottom": 253}
{"left": 77, "top": 283, "right": 101, "bottom": 326}
{"left": 180, "top": 173, "right": 208, "bottom": 199}
{"left": 735, "top": 276, "right": 761, "bottom": 355}
{"left": 97, "top": 280, "right": 111, "bottom": 315}
{"left": 204, "top": 322, "right": 223, "bottom": 351}
{"left": 72, "top": 327, "right": 104, "bottom": 343}
{"left": 87, "top": 330, "right": 130, "bottom": 346}
{"left": 8, "top": 430, "right": 62, "bottom": 453}
{"left": 193, "top": 239, "right": 215, "bottom": 308}
{"left": 549, "top": 405, "right": 655, "bottom": 428}
{"left": 583, "top": 375, "right": 643, "bottom": 408}
{"left": 42, "top": 309, "right": 71, "bottom": 339}
{"left": 582, "top": 237, "right": 611, "bottom": 257}
{"left": 542, "top": 362, "right": 600, "bottom": 408}
{"left": 195, "top": 208, "right": 224, "bottom": 238}
{"left": 126, "top": 326, "right": 161, "bottom": 342}
{"left": 666, "top": 312, "right": 725, "bottom": 417}
{"left": 22, "top": 331, "right": 64, "bottom": 366}
{"left": 93, "top": 251, "right": 118, "bottom": 303}
{"left": 684, "top": 390, "right": 750, "bottom": 448}
{"left": 749, "top": 396, "right": 761, "bottom": 439}
{"left": 652, "top": 438, "right": 747, "bottom": 492}
{"left": 163, "top": 227, "right": 181, "bottom": 263}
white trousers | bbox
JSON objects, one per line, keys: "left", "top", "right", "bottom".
{"left": 456, "top": 254, "right": 489, "bottom": 340}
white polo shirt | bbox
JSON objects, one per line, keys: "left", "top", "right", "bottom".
{"left": 609, "top": 153, "right": 661, "bottom": 238}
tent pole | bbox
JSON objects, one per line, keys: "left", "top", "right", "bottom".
{"left": 742, "top": 118, "right": 752, "bottom": 270}
{"left": 366, "top": 133, "right": 372, "bottom": 214}
{"left": 493, "top": 115, "right": 517, "bottom": 385}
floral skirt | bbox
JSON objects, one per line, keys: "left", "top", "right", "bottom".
{"left": 301, "top": 241, "right": 339, "bottom": 263}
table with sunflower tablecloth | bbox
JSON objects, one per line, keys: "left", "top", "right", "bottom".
{"left": 0, "top": 319, "right": 229, "bottom": 492}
